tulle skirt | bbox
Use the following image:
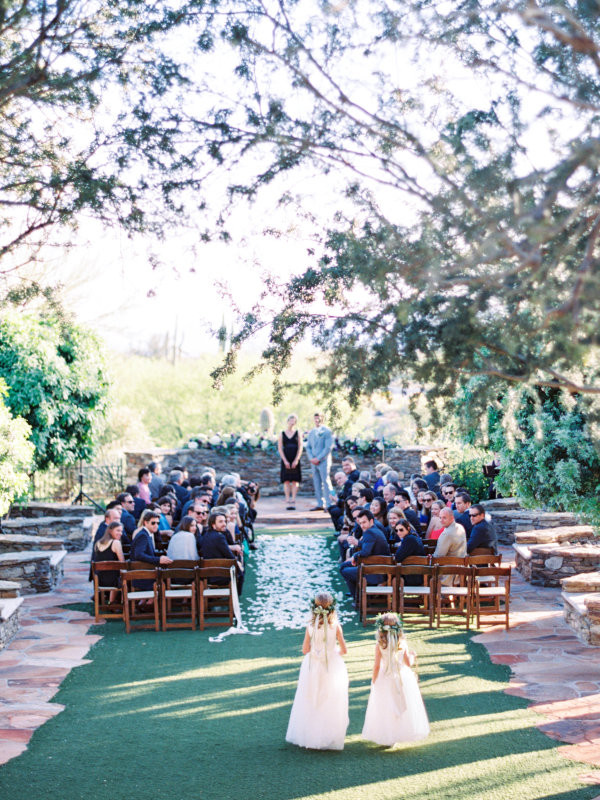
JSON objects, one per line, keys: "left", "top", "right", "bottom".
{"left": 286, "top": 651, "right": 349, "bottom": 750}
{"left": 362, "top": 664, "right": 429, "bottom": 746}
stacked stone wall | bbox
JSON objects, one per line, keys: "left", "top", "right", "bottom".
{"left": 125, "top": 445, "right": 446, "bottom": 495}
{"left": 490, "top": 509, "right": 579, "bottom": 545}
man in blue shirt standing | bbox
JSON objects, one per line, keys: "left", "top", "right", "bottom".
{"left": 305, "top": 412, "right": 334, "bottom": 511}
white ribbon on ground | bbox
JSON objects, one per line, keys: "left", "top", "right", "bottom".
{"left": 209, "top": 565, "right": 261, "bottom": 643}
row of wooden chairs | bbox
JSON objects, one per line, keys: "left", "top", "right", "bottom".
{"left": 356, "top": 556, "right": 510, "bottom": 630}
{"left": 92, "top": 558, "right": 237, "bottom": 633}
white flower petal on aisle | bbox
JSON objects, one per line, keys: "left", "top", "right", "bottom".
{"left": 245, "top": 534, "right": 354, "bottom": 630}
{"left": 209, "top": 533, "right": 353, "bottom": 642}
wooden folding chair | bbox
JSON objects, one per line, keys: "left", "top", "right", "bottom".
{"left": 402, "top": 556, "right": 431, "bottom": 566}
{"left": 422, "top": 539, "right": 438, "bottom": 554}
{"left": 397, "top": 565, "right": 436, "bottom": 628}
{"left": 92, "top": 561, "right": 127, "bottom": 622}
{"left": 473, "top": 566, "right": 511, "bottom": 630}
{"left": 159, "top": 568, "right": 197, "bottom": 631}
{"left": 359, "top": 564, "right": 397, "bottom": 625}
{"left": 435, "top": 565, "right": 473, "bottom": 629}
{"left": 196, "top": 562, "right": 235, "bottom": 630}
{"left": 354, "top": 555, "right": 395, "bottom": 604}
{"left": 470, "top": 547, "right": 496, "bottom": 556}
{"left": 121, "top": 569, "right": 160, "bottom": 633}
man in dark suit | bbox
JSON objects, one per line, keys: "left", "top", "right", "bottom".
{"left": 199, "top": 511, "right": 244, "bottom": 595}
{"left": 454, "top": 492, "right": 473, "bottom": 536}
{"left": 395, "top": 490, "right": 422, "bottom": 536}
{"left": 424, "top": 460, "right": 441, "bottom": 496}
{"left": 394, "top": 518, "right": 426, "bottom": 586}
{"left": 467, "top": 505, "right": 497, "bottom": 553}
{"left": 126, "top": 484, "right": 146, "bottom": 521}
{"left": 340, "top": 509, "right": 390, "bottom": 597}
{"left": 328, "top": 457, "right": 360, "bottom": 530}
{"left": 116, "top": 492, "right": 137, "bottom": 538}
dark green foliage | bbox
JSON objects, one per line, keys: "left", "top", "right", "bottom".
{"left": 492, "top": 387, "right": 600, "bottom": 523}
{"left": 0, "top": 314, "right": 109, "bottom": 470}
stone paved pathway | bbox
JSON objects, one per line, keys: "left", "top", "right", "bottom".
{"left": 0, "top": 551, "right": 102, "bottom": 766}
{"left": 2, "top": 508, "right": 600, "bottom": 795}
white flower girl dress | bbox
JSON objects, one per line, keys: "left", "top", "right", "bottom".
{"left": 362, "top": 643, "right": 429, "bottom": 746}
{"left": 286, "top": 621, "right": 349, "bottom": 750}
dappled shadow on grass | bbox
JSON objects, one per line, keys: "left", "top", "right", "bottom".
{"left": 0, "top": 620, "right": 596, "bottom": 800}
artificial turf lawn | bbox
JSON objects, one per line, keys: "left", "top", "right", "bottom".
{"left": 0, "top": 529, "right": 596, "bottom": 800}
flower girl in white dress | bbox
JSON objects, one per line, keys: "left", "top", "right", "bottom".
{"left": 362, "top": 613, "right": 429, "bottom": 746}
{"left": 286, "top": 592, "right": 349, "bottom": 750}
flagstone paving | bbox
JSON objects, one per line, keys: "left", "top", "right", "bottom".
{"left": 0, "top": 551, "right": 102, "bottom": 765}
{"left": 2, "top": 501, "right": 600, "bottom": 796}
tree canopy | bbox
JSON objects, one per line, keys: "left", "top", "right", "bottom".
{"left": 0, "top": 313, "right": 109, "bottom": 470}
{"left": 194, "top": 0, "right": 600, "bottom": 432}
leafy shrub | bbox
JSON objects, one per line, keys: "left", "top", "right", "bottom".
{"left": 0, "top": 379, "right": 34, "bottom": 514}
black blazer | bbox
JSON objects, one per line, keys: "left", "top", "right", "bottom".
{"left": 454, "top": 510, "right": 473, "bottom": 535}
{"left": 355, "top": 526, "right": 390, "bottom": 559}
{"left": 395, "top": 533, "right": 426, "bottom": 563}
{"left": 198, "top": 529, "right": 236, "bottom": 561}
{"left": 403, "top": 507, "right": 422, "bottom": 537}
{"left": 467, "top": 520, "right": 497, "bottom": 553}
{"left": 130, "top": 529, "right": 160, "bottom": 566}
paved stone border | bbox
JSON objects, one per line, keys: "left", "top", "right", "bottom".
{"left": 0, "top": 551, "right": 102, "bottom": 765}
{"left": 1, "top": 504, "right": 600, "bottom": 796}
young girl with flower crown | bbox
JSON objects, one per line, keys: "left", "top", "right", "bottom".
{"left": 362, "top": 612, "right": 429, "bottom": 746}
{"left": 285, "top": 592, "right": 349, "bottom": 750}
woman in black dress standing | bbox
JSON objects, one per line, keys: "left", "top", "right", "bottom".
{"left": 278, "top": 413, "right": 303, "bottom": 510}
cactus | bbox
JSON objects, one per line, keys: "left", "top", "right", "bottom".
{"left": 260, "top": 407, "right": 275, "bottom": 435}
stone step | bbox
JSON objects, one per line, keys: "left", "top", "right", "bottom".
{"left": 490, "top": 509, "right": 579, "bottom": 545}
{"left": 0, "top": 596, "right": 23, "bottom": 651}
{"left": 0, "top": 534, "right": 65, "bottom": 553}
{"left": 1, "top": 515, "right": 100, "bottom": 552}
{"left": 0, "top": 550, "right": 67, "bottom": 594}
{"left": 481, "top": 497, "right": 522, "bottom": 511}
{"left": 514, "top": 525, "right": 596, "bottom": 546}
{"left": 562, "top": 591, "right": 600, "bottom": 646}
{"left": 0, "top": 580, "right": 20, "bottom": 599}
{"left": 562, "top": 572, "right": 600, "bottom": 593}
{"left": 9, "top": 502, "right": 97, "bottom": 519}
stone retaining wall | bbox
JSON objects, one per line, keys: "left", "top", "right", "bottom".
{"left": 514, "top": 542, "right": 600, "bottom": 586}
{"left": 562, "top": 593, "right": 600, "bottom": 646}
{"left": 490, "top": 509, "right": 579, "bottom": 545}
{"left": 0, "top": 599, "right": 22, "bottom": 650}
{"left": 1, "top": 516, "right": 99, "bottom": 552}
{"left": 0, "top": 534, "right": 65, "bottom": 554}
{"left": 0, "top": 551, "right": 66, "bottom": 594}
{"left": 125, "top": 445, "right": 446, "bottom": 495}
{"left": 9, "top": 502, "right": 96, "bottom": 519}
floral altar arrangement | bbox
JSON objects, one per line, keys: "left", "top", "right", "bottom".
{"left": 183, "top": 432, "right": 399, "bottom": 455}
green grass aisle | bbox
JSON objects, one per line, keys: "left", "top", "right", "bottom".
{"left": 0, "top": 529, "right": 596, "bottom": 800}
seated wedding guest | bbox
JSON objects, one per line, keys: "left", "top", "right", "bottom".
{"left": 328, "top": 457, "right": 359, "bottom": 530}
{"left": 433, "top": 508, "right": 467, "bottom": 559}
{"left": 440, "top": 473, "right": 453, "bottom": 486}
{"left": 181, "top": 486, "right": 211, "bottom": 518}
{"left": 148, "top": 461, "right": 165, "bottom": 500}
{"left": 168, "top": 469, "right": 190, "bottom": 508}
{"left": 350, "top": 482, "right": 366, "bottom": 499}
{"left": 116, "top": 492, "right": 137, "bottom": 538}
{"left": 417, "top": 490, "right": 433, "bottom": 530}
{"left": 382, "top": 482, "right": 398, "bottom": 510}
{"left": 91, "top": 521, "right": 126, "bottom": 603}
{"left": 370, "top": 496, "right": 388, "bottom": 534}
{"left": 200, "top": 511, "right": 244, "bottom": 595}
{"left": 454, "top": 492, "right": 473, "bottom": 535}
{"left": 216, "top": 485, "right": 236, "bottom": 507}
{"left": 221, "top": 473, "right": 249, "bottom": 515}
{"left": 224, "top": 498, "right": 243, "bottom": 543}
{"left": 384, "top": 470, "right": 400, "bottom": 486}
{"left": 373, "top": 463, "right": 390, "bottom": 493}
{"left": 426, "top": 500, "right": 446, "bottom": 540}
{"left": 424, "top": 459, "right": 441, "bottom": 496}
{"left": 137, "top": 467, "right": 152, "bottom": 504}
{"left": 167, "top": 515, "right": 200, "bottom": 561}
{"left": 125, "top": 484, "right": 146, "bottom": 520}
{"left": 395, "top": 491, "right": 421, "bottom": 536}
{"left": 442, "top": 483, "right": 457, "bottom": 509}
{"left": 466, "top": 504, "right": 497, "bottom": 553}
{"left": 93, "top": 506, "right": 123, "bottom": 545}
{"left": 172, "top": 464, "right": 190, "bottom": 488}
{"left": 358, "top": 487, "right": 374, "bottom": 506}
{"left": 409, "top": 478, "right": 428, "bottom": 504}
{"left": 394, "top": 519, "right": 426, "bottom": 584}
{"left": 130, "top": 510, "right": 172, "bottom": 591}
{"left": 156, "top": 497, "right": 174, "bottom": 533}
{"left": 358, "top": 470, "right": 371, "bottom": 486}
{"left": 340, "top": 509, "right": 390, "bottom": 598}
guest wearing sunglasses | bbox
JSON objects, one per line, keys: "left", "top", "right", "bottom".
{"left": 466, "top": 505, "right": 497, "bottom": 553}
{"left": 394, "top": 520, "right": 426, "bottom": 586}
{"left": 130, "top": 510, "right": 173, "bottom": 591}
